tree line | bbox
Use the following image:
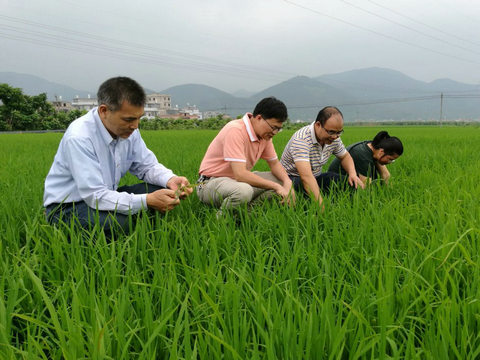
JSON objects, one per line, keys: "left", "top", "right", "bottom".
{"left": 0, "top": 83, "right": 312, "bottom": 132}
{"left": 0, "top": 83, "right": 86, "bottom": 131}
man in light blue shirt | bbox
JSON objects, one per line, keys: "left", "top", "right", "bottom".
{"left": 44, "top": 76, "right": 193, "bottom": 234}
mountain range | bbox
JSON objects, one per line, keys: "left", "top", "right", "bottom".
{"left": 1, "top": 68, "right": 479, "bottom": 121}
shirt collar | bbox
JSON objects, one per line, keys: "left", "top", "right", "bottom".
{"left": 242, "top": 113, "right": 258, "bottom": 142}
{"left": 310, "top": 121, "right": 319, "bottom": 145}
{"left": 93, "top": 107, "right": 116, "bottom": 146}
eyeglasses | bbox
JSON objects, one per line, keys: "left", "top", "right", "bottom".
{"left": 322, "top": 125, "right": 343, "bottom": 136}
{"left": 380, "top": 154, "right": 396, "bottom": 164}
{"left": 263, "top": 117, "right": 283, "bottom": 133}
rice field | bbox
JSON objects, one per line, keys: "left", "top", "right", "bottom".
{"left": 1, "top": 126, "right": 479, "bottom": 359}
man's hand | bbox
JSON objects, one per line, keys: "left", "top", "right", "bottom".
{"left": 146, "top": 189, "right": 180, "bottom": 212}
{"left": 318, "top": 195, "right": 325, "bottom": 212}
{"left": 275, "top": 183, "right": 296, "bottom": 206}
{"left": 166, "top": 176, "right": 194, "bottom": 199}
{"left": 348, "top": 174, "right": 365, "bottom": 189}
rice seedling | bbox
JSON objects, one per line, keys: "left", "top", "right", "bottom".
{"left": 0, "top": 126, "right": 479, "bottom": 359}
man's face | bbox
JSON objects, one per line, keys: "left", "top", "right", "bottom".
{"left": 98, "top": 101, "right": 144, "bottom": 139}
{"left": 254, "top": 115, "right": 284, "bottom": 140}
{"left": 315, "top": 114, "right": 344, "bottom": 145}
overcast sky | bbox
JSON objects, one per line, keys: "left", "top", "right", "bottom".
{"left": 1, "top": 0, "right": 480, "bottom": 93}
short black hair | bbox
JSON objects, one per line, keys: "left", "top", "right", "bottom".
{"left": 315, "top": 106, "right": 343, "bottom": 126}
{"left": 371, "top": 131, "right": 404, "bottom": 155}
{"left": 252, "top": 97, "right": 288, "bottom": 122}
{"left": 97, "top": 77, "right": 146, "bottom": 111}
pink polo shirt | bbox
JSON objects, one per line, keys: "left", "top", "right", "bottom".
{"left": 199, "top": 113, "right": 278, "bottom": 178}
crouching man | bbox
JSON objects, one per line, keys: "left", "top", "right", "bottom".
{"left": 43, "top": 76, "right": 193, "bottom": 234}
{"left": 197, "top": 97, "right": 294, "bottom": 214}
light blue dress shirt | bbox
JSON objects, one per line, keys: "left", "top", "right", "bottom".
{"left": 43, "top": 108, "right": 175, "bottom": 214}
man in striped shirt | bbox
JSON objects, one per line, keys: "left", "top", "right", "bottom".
{"left": 280, "top": 106, "right": 364, "bottom": 207}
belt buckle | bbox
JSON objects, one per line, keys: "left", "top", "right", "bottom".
{"left": 198, "top": 175, "right": 210, "bottom": 183}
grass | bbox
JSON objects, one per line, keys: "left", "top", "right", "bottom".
{"left": 0, "top": 126, "right": 479, "bottom": 359}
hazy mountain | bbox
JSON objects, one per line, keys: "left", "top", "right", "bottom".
{"left": 0, "top": 72, "right": 93, "bottom": 101}
{"left": 161, "top": 83, "right": 251, "bottom": 114}
{"left": 315, "top": 67, "right": 480, "bottom": 121}
{"left": 426, "top": 78, "right": 479, "bottom": 92}
{"left": 231, "top": 89, "right": 256, "bottom": 98}
{"left": 2, "top": 70, "right": 478, "bottom": 121}
{"left": 316, "top": 67, "right": 429, "bottom": 97}
{"left": 251, "top": 76, "right": 356, "bottom": 121}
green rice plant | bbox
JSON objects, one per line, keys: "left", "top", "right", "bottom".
{"left": 0, "top": 126, "right": 479, "bottom": 359}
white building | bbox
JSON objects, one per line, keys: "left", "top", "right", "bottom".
{"left": 180, "top": 104, "right": 202, "bottom": 119}
{"left": 71, "top": 95, "right": 97, "bottom": 111}
{"left": 67, "top": 92, "right": 172, "bottom": 117}
{"left": 144, "top": 93, "right": 171, "bottom": 118}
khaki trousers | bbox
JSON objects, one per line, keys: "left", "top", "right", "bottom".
{"left": 197, "top": 171, "right": 283, "bottom": 210}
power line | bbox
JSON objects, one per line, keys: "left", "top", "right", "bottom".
{"left": 202, "top": 93, "right": 480, "bottom": 112}
{"left": 434, "top": 0, "right": 480, "bottom": 26}
{"left": 0, "top": 14, "right": 290, "bottom": 76}
{"left": 0, "top": 14, "right": 294, "bottom": 83}
{"left": 281, "top": 0, "right": 480, "bottom": 65}
{"left": 338, "top": 0, "right": 480, "bottom": 55}
{"left": 364, "top": 0, "right": 480, "bottom": 48}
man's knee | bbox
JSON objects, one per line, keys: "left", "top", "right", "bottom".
{"left": 46, "top": 202, "right": 133, "bottom": 234}
{"left": 217, "top": 182, "right": 254, "bottom": 209}
{"left": 253, "top": 171, "right": 282, "bottom": 184}
{"left": 230, "top": 182, "right": 254, "bottom": 204}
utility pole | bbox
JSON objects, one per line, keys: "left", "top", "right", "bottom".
{"left": 439, "top": 92, "right": 443, "bottom": 126}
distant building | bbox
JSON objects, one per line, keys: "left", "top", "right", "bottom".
{"left": 148, "top": 104, "right": 202, "bottom": 120}
{"left": 203, "top": 110, "right": 224, "bottom": 119}
{"left": 51, "top": 96, "right": 73, "bottom": 113}
{"left": 144, "top": 93, "right": 171, "bottom": 118}
{"left": 180, "top": 104, "right": 202, "bottom": 119}
{"left": 49, "top": 92, "right": 174, "bottom": 116}
{"left": 71, "top": 95, "right": 97, "bottom": 111}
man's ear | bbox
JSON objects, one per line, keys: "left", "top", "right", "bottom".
{"left": 97, "top": 104, "right": 108, "bottom": 119}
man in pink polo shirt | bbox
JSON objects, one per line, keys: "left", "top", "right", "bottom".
{"left": 197, "top": 97, "right": 294, "bottom": 211}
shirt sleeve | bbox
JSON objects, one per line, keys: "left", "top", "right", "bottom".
{"left": 128, "top": 133, "right": 176, "bottom": 187}
{"left": 290, "top": 137, "right": 311, "bottom": 162}
{"left": 64, "top": 136, "right": 146, "bottom": 214}
{"left": 333, "top": 139, "right": 347, "bottom": 158}
{"left": 223, "top": 127, "right": 247, "bottom": 162}
{"left": 261, "top": 140, "right": 278, "bottom": 162}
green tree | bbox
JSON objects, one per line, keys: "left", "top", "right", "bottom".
{"left": 0, "top": 84, "right": 25, "bottom": 130}
{"left": 0, "top": 84, "right": 56, "bottom": 130}
{"left": 0, "top": 83, "right": 85, "bottom": 131}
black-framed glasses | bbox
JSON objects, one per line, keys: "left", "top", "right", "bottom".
{"left": 263, "top": 117, "right": 283, "bottom": 133}
{"left": 322, "top": 125, "right": 343, "bottom": 136}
